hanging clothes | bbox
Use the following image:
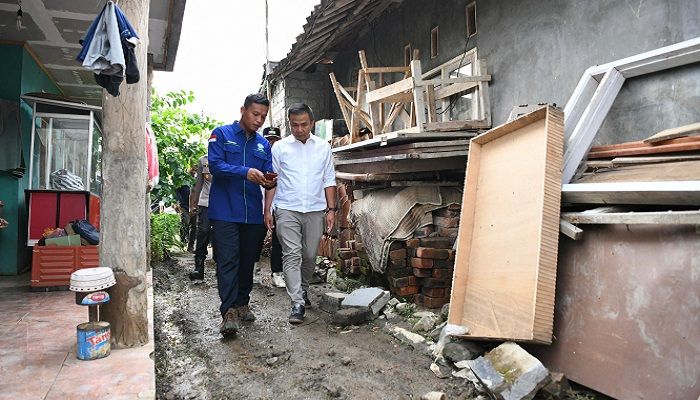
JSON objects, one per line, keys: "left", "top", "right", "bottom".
{"left": 77, "top": 1, "right": 140, "bottom": 97}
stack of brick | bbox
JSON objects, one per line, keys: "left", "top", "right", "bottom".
{"left": 386, "top": 205, "right": 461, "bottom": 308}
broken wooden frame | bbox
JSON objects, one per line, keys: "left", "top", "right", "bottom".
{"left": 329, "top": 49, "right": 492, "bottom": 144}
{"left": 562, "top": 37, "right": 700, "bottom": 184}
{"left": 449, "top": 106, "right": 563, "bottom": 343}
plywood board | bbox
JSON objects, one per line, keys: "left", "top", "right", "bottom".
{"left": 449, "top": 106, "right": 564, "bottom": 343}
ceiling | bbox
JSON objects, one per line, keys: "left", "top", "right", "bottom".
{"left": 0, "top": 0, "right": 185, "bottom": 105}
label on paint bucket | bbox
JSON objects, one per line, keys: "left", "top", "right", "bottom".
{"left": 80, "top": 291, "right": 110, "bottom": 305}
{"left": 77, "top": 321, "right": 111, "bottom": 361}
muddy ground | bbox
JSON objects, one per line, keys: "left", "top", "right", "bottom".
{"left": 153, "top": 252, "right": 476, "bottom": 400}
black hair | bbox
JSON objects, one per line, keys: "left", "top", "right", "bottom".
{"left": 244, "top": 93, "right": 270, "bottom": 108}
{"left": 287, "top": 103, "right": 314, "bottom": 121}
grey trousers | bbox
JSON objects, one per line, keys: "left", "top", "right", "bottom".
{"left": 275, "top": 208, "right": 325, "bottom": 306}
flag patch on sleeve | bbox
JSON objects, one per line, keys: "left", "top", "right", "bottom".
{"left": 208, "top": 133, "right": 217, "bottom": 143}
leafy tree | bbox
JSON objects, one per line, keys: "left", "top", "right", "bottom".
{"left": 150, "top": 90, "right": 221, "bottom": 207}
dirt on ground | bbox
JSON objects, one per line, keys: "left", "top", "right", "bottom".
{"left": 153, "top": 252, "right": 476, "bottom": 400}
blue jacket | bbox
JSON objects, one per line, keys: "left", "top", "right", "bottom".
{"left": 208, "top": 121, "right": 272, "bottom": 224}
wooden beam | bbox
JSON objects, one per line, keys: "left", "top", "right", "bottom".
{"left": 424, "top": 120, "right": 490, "bottom": 131}
{"left": 366, "top": 77, "right": 414, "bottom": 104}
{"left": 562, "top": 67, "right": 625, "bottom": 183}
{"left": 561, "top": 210, "right": 700, "bottom": 225}
{"left": 382, "top": 102, "right": 404, "bottom": 133}
{"left": 426, "top": 84, "right": 437, "bottom": 123}
{"left": 410, "top": 59, "right": 426, "bottom": 132}
{"left": 561, "top": 181, "right": 700, "bottom": 206}
{"left": 434, "top": 82, "right": 477, "bottom": 100}
{"left": 358, "top": 50, "right": 381, "bottom": 136}
{"left": 329, "top": 72, "right": 353, "bottom": 132}
{"left": 477, "top": 60, "right": 491, "bottom": 126}
{"left": 363, "top": 66, "right": 410, "bottom": 74}
{"left": 563, "top": 73, "right": 598, "bottom": 139}
{"left": 643, "top": 121, "right": 700, "bottom": 144}
{"left": 420, "top": 75, "right": 491, "bottom": 86}
{"left": 559, "top": 220, "right": 583, "bottom": 240}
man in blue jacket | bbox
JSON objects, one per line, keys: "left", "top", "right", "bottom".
{"left": 208, "top": 93, "right": 275, "bottom": 336}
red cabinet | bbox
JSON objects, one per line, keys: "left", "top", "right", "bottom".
{"left": 25, "top": 190, "right": 90, "bottom": 246}
{"left": 30, "top": 245, "right": 99, "bottom": 288}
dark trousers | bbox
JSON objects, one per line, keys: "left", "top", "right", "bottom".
{"left": 188, "top": 213, "right": 198, "bottom": 249}
{"left": 270, "top": 225, "right": 283, "bottom": 274}
{"left": 211, "top": 220, "right": 266, "bottom": 317}
{"left": 179, "top": 210, "right": 191, "bottom": 245}
{"left": 194, "top": 206, "right": 211, "bottom": 265}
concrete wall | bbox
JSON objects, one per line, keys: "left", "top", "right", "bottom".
{"left": 0, "top": 44, "right": 60, "bottom": 275}
{"left": 269, "top": 65, "right": 332, "bottom": 137}
{"left": 326, "top": 0, "right": 699, "bottom": 144}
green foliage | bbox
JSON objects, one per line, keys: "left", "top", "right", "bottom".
{"left": 150, "top": 89, "right": 222, "bottom": 206}
{"left": 150, "top": 212, "right": 181, "bottom": 262}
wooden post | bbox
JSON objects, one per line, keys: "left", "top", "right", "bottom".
{"left": 100, "top": 0, "right": 150, "bottom": 347}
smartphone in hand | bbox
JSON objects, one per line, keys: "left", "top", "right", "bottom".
{"left": 264, "top": 172, "right": 278, "bottom": 180}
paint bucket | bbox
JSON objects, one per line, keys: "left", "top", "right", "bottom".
{"left": 76, "top": 321, "right": 111, "bottom": 361}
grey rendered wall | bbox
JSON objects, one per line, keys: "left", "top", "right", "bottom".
{"left": 328, "top": 0, "right": 700, "bottom": 144}
{"left": 270, "top": 65, "right": 332, "bottom": 136}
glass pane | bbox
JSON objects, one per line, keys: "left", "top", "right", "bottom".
{"left": 31, "top": 117, "right": 50, "bottom": 189}
{"left": 48, "top": 117, "right": 90, "bottom": 190}
{"left": 91, "top": 121, "right": 103, "bottom": 196}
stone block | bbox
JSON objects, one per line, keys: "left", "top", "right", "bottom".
{"left": 437, "top": 227, "right": 459, "bottom": 238}
{"left": 432, "top": 268, "right": 454, "bottom": 279}
{"left": 392, "top": 285, "right": 419, "bottom": 296}
{"left": 413, "top": 268, "right": 433, "bottom": 278}
{"left": 389, "top": 248, "right": 407, "bottom": 260}
{"left": 320, "top": 292, "right": 348, "bottom": 314}
{"left": 389, "top": 326, "right": 426, "bottom": 348}
{"left": 418, "top": 295, "right": 449, "bottom": 309}
{"left": 422, "top": 287, "right": 446, "bottom": 298}
{"left": 406, "top": 238, "right": 421, "bottom": 248}
{"left": 413, "top": 312, "right": 441, "bottom": 332}
{"left": 410, "top": 257, "right": 434, "bottom": 269}
{"left": 333, "top": 308, "right": 370, "bottom": 326}
{"left": 433, "top": 216, "right": 460, "bottom": 228}
{"left": 466, "top": 342, "right": 550, "bottom": 400}
{"left": 389, "top": 275, "right": 416, "bottom": 288}
{"left": 341, "top": 287, "right": 391, "bottom": 317}
{"left": 416, "top": 247, "right": 450, "bottom": 260}
{"left": 419, "top": 237, "right": 455, "bottom": 249}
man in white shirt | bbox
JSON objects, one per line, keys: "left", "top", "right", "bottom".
{"left": 264, "top": 103, "right": 336, "bottom": 324}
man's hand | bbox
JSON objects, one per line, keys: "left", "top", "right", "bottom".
{"left": 325, "top": 210, "right": 335, "bottom": 234}
{"left": 262, "top": 176, "right": 278, "bottom": 190}
{"left": 189, "top": 206, "right": 198, "bottom": 216}
{"left": 264, "top": 211, "right": 275, "bottom": 230}
{"left": 247, "top": 168, "right": 275, "bottom": 187}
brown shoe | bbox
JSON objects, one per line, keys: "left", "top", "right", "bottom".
{"left": 238, "top": 305, "right": 256, "bottom": 322}
{"left": 219, "top": 308, "right": 240, "bottom": 335}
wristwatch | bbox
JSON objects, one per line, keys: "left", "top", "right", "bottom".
{"left": 325, "top": 207, "right": 337, "bottom": 213}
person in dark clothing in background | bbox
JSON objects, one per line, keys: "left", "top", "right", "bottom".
{"left": 188, "top": 154, "right": 212, "bottom": 281}
{"left": 261, "top": 127, "right": 285, "bottom": 288}
{"left": 175, "top": 166, "right": 197, "bottom": 252}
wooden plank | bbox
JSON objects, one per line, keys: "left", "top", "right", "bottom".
{"left": 382, "top": 102, "right": 404, "bottom": 133}
{"left": 561, "top": 181, "right": 700, "bottom": 205}
{"left": 332, "top": 131, "right": 477, "bottom": 153}
{"left": 561, "top": 210, "right": 700, "bottom": 225}
{"left": 366, "top": 77, "right": 414, "bottom": 104}
{"left": 434, "top": 81, "right": 478, "bottom": 100}
{"left": 335, "top": 171, "right": 439, "bottom": 182}
{"left": 477, "top": 60, "right": 491, "bottom": 126}
{"left": 329, "top": 72, "right": 353, "bottom": 133}
{"left": 390, "top": 181, "right": 462, "bottom": 187}
{"left": 587, "top": 137, "right": 700, "bottom": 158}
{"left": 351, "top": 69, "right": 366, "bottom": 141}
{"left": 333, "top": 150, "right": 468, "bottom": 166}
{"left": 336, "top": 156, "right": 468, "bottom": 174}
{"left": 410, "top": 59, "right": 426, "bottom": 132}
{"left": 424, "top": 120, "right": 490, "bottom": 132}
{"left": 576, "top": 160, "right": 700, "bottom": 183}
{"left": 611, "top": 154, "right": 700, "bottom": 165}
{"left": 363, "top": 66, "right": 410, "bottom": 74}
{"left": 643, "top": 121, "right": 700, "bottom": 144}
{"left": 562, "top": 67, "right": 625, "bottom": 183}
{"left": 420, "top": 75, "right": 492, "bottom": 86}
{"left": 559, "top": 220, "right": 583, "bottom": 240}
{"left": 358, "top": 50, "right": 381, "bottom": 136}
{"left": 426, "top": 84, "right": 437, "bottom": 123}
{"left": 449, "top": 106, "right": 564, "bottom": 343}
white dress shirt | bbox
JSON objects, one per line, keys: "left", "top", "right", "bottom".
{"left": 272, "top": 134, "right": 336, "bottom": 213}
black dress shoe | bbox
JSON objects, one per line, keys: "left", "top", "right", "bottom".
{"left": 302, "top": 290, "right": 312, "bottom": 307}
{"left": 288, "top": 303, "right": 305, "bottom": 324}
